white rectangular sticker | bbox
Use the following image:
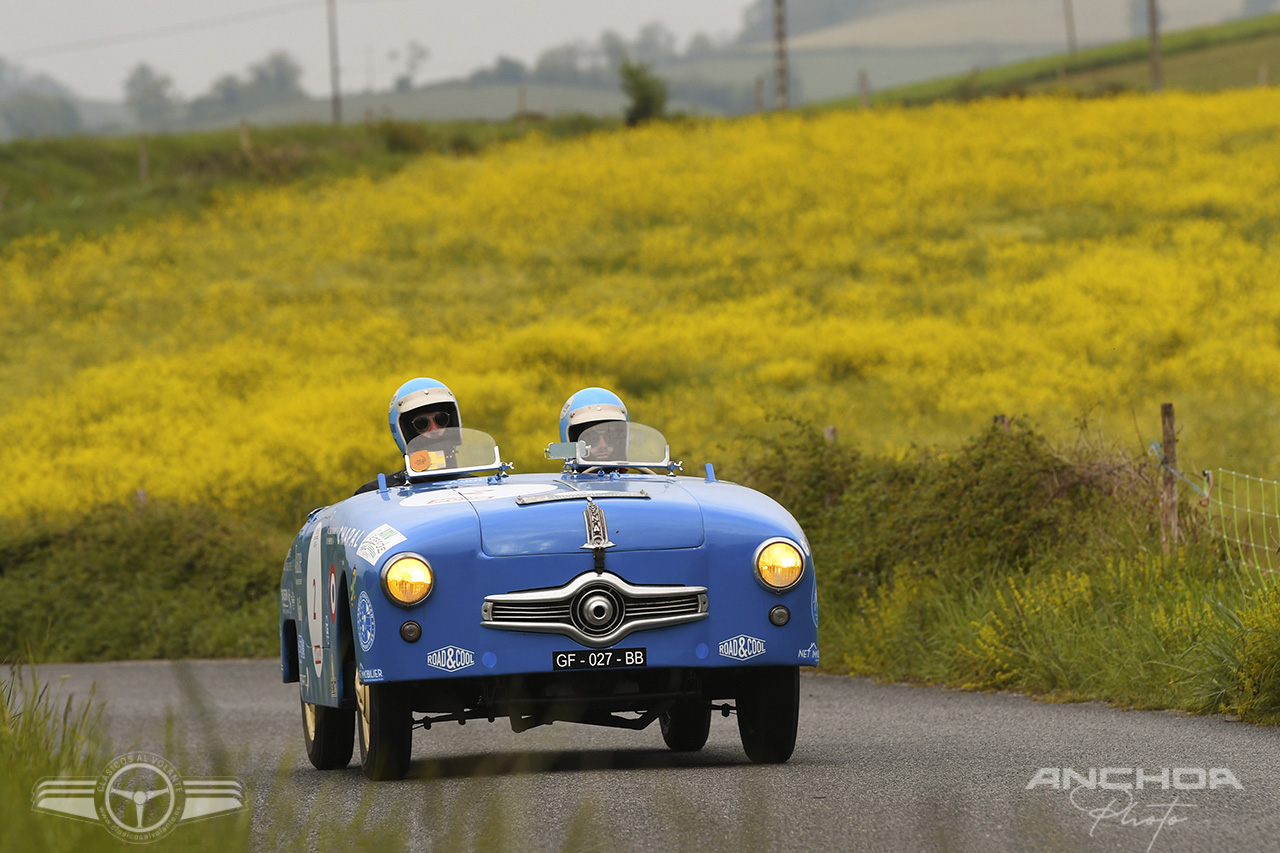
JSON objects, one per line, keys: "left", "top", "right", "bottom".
{"left": 356, "top": 524, "right": 407, "bottom": 564}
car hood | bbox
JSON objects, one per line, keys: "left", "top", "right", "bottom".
{"left": 471, "top": 478, "right": 705, "bottom": 557}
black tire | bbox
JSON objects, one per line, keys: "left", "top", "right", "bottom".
{"left": 736, "top": 666, "right": 799, "bottom": 764}
{"left": 301, "top": 695, "right": 355, "bottom": 770}
{"left": 660, "top": 699, "right": 712, "bottom": 752}
{"left": 355, "top": 674, "right": 412, "bottom": 780}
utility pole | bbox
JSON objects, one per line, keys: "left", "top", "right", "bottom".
{"left": 1147, "top": 0, "right": 1163, "bottom": 91}
{"left": 773, "top": 0, "right": 788, "bottom": 110}
{"left": 327, "top": 0, "right": 342, "bottom": 124}
{"left": 1062, "top": 0, "right": 1078, "bottom": 57}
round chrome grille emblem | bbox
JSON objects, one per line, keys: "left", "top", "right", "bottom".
{"left": 572, "top": 585, "right": 625, "bottom": 636}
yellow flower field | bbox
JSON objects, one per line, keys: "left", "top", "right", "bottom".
{"left": 2, "top": 89, "right": 1278, "bottom": 525}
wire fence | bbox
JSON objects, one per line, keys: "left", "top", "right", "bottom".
{"left": 1206, "top": 469, "right": 1280, "bottom": 575}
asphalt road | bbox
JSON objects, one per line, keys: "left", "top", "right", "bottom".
{"left": 27, "top": 660, "right": 1280, "bottom": 852}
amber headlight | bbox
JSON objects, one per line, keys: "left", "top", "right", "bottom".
{"left": 754, "top": 539, "right": 804, "bottom": 592}
{"left": 382, "top": 554, "right": 434, "bottom": 607}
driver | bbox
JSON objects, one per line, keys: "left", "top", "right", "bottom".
{"left": 355, "top": 377, "right": 462, "bottom": 495}
{"left": 559, "top": 387, "right": 628, "bottom": 463}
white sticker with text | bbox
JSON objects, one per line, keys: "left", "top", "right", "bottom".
{"left": 356, "top": 524, "right": 407, "bottom": 564}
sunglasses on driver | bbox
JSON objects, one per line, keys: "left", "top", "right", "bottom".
{"left": 411, "top": 412, "right": 451, "bottom": 432}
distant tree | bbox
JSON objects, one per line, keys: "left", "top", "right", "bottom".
{"left": 492, "top": 56, "right": 527, "bottom": 84}
{"left": 389, "top": 40, "right": 429, "bottom": 92}
{"left": 599, "top": 31, "right": 630, "bottom": 70}
{"left": 209, "top": 75, "right": 242, "bottom": 105}
{"left": 124, "top": 63, "right": 178, "bottom": 131}
{"left": 185, "top": 52, "right": 307, "bottom": 126}
{"left": 0, "top": 56, "right": 77, "bottom": 101}
{"left": 619, "top": 60, "right": 667, "bottom": 126}
{"left": 0, "top": 57, "right": 22, "bottom": 99}
{"left": 1243, "top": 0, "right": 1279, "bottom": 16}
{"left": 532, "top": 43, "right": 586, "bottom": 84}
{"left": 468, "top": 55, "right": 527, "bottom": 85}
{"left": 633, "top": 22, "right": 678, "bottom": 65}
{"left": 247, "top": 51, "right": 306, "bottom": 101}
{"left": 0, "top": 90, "right": 81, "bottom": 138}
{"left": 684, "top": 33, "right": 717, "bottom": 59}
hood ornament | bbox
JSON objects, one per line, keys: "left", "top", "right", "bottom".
{"left": 581, "top": 499, "right": 615, "bottom": 550}
{"left": 581, "top": 499, "right": 614, "bottom": 571}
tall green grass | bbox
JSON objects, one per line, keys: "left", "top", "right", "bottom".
{"left": 0, "top": 665, "right": 107, "bottom": 849}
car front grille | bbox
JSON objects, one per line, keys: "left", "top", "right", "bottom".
{"left": 482, "top": 571, "right": 708, "bottom": 648}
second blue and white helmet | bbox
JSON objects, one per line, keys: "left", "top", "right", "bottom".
{"left": 559, "top": 387, "right": 628, "bottom": 443}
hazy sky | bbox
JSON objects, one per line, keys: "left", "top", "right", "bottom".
{"left": 2, "top": 0, "right": 1249, "bottom": 103}
{"left": 2, "top": 0, "right": 751, "bottom": 101}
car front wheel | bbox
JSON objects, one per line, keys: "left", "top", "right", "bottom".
{"left": 355, "top": 673, "right": 412, "bottom": 780}
{"left": 736, "top": 666, "right": 799, "bottom": 764}
{"left": 659, "top": 699, "right": 712, "bottom": 752}
{"left": 301, "top": 695, "right": 355, "bottom": 770}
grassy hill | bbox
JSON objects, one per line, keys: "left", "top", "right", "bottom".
{"left": 0, "top": 115, "right": 613, "bottom": 251}
{"left": 821, "top": 10, "right": 1280, "bottom": 107}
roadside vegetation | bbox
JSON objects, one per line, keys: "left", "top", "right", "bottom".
{"left": 742, "top": 420, "right": 1280, "bottom": 725}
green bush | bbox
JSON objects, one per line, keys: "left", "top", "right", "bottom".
{"left": 0, "top": 500, "right": 284, "bottom": 661}
{"left": 741, "top": 418, "right": 1154, "bottom": 596}
{"left": 619, "top": 61, "right": 668, "bottom": 127}
{"left": 374, "top": 118, "right": 436, "bottom": 153}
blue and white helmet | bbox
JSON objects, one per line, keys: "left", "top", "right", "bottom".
{"left": 559, "top": 387, "right": 628, "bottom": 443}
{"left": 387, "top": 377, "right": 461, "bottom": 454}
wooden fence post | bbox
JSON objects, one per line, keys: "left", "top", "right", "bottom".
{"left": 1160, "top": 402, "right": 1178, "bottom": 552}
{"left": 239, "top": 120, "right": 252, "bottom": 157}
{"left": 138, "top": 135, "right": 149, "bottom": 184}
{"left": 858, "top": 68, "right": 871, "bottom": 108}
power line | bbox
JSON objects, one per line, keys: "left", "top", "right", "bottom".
{"left": 5, "top": 2, "right": 317, "bottom": 59}
{"left": 2, "top": 0, "right": 411, "bottom": 61}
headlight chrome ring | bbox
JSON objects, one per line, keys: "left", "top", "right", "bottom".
{"left": 382, "top": 553, "right": 434, "bottom": 607}
{"left": 753, "top": 538, "right": 805, "bottom": 593}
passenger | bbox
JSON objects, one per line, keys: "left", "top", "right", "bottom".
{"left": 559, "top": 387, "right": 628, "bottom": 463}
{"left": 355, "top": 377, "right": 462, "bottom": 495}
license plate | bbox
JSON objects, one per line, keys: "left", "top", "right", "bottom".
{"left": 552, "top": 648, "right": 646, "bottom": 670}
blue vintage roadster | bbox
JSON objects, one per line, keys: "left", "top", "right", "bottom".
{"left": 280, "top": 423, "right": 819, "bottom": 779}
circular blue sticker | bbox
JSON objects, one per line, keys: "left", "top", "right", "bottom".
{"left": 356, "top": 591, "right": 376, "bottom": 652}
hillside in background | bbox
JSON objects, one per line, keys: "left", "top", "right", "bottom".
{"left": 1, "top": 0, "right": 1273, "bottom": 137}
